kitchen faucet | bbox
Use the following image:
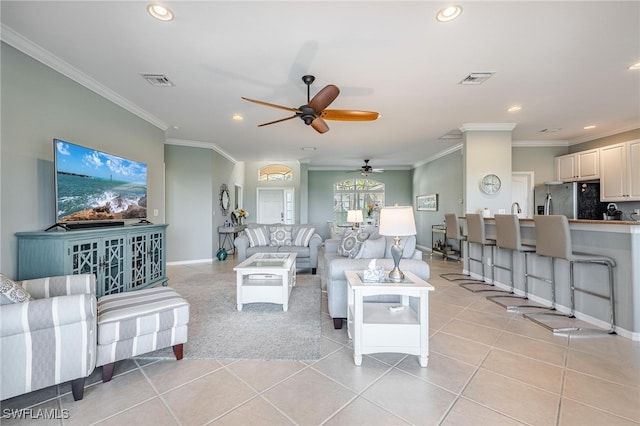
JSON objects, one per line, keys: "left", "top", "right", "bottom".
{"left": 511, "top": 202, "right": 522, "bottom": 215}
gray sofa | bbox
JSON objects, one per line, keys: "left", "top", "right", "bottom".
{"left": 234, "top": 223, "right": 323, "bottom": 274}
{"left": 324, "top": 228, "right": 430, "bottom": 329}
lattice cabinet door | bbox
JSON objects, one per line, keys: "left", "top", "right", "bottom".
{"left": 129, "top": 232, "right": 149, "bottom": 290}
{"left": 147, "top": 229, "right": 166, "bottom": 283}
{"left": 102, "top": 235, "right": 127, "bottom": 296}
{"left": 68, "top": 239, "right": 100, "bottom": 277}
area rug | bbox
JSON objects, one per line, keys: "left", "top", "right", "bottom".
{"left": 139, "top": 271, "right": 322, "bottom": 361}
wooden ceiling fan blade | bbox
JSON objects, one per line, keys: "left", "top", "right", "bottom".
{"left": 241, "top": 97, "right": 301, "bottom": 113}
{"left": 311, "top": 117, "right": 330, "bottom": 134}
{"left": 257, "top": 115, "right": 297, "bottom": 127}
{"left": 308, "top": 85, "right": 340, "bottom": 113}
{"left": 321, "top": 110, "right": 380, "bottom": 121}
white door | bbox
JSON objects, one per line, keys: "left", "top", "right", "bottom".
{"left": 257, "top": 188, "right": 294, "bottom": 224}
{"left": 512, "top": 172, "right": 534, "bottom": 218}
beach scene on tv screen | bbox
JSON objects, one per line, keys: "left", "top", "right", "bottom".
{"left": 55, "top": 140, "right": 147, "bottom": 222}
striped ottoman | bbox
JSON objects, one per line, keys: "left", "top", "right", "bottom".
{"left": 96, "top": 287, "right": 189, "bottom": 382}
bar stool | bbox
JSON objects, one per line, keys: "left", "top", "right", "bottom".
{"left": 459, "top": 213, "right": 507, "bottom": 293}
{"left": 486, "top": 214, "right": 541, "bottom": 310}
{"left": 524, "top": 215, "right": 616, "bottom": 334}
{"left": 440, "top": 213, "right": 483, "bottom": 283}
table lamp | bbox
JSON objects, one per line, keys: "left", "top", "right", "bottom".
{"left": 347, "top": 210, "right": 364, "bottom": 229}
{"left": 378, "top": 206, "right": 417, "bottom": 282}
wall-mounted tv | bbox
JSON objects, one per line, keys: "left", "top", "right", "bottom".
{"left": 54, "top": 139, "right": 147, "bottom": 223}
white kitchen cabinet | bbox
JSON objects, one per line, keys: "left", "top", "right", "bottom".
{"left": 555, "top": 149, "right": 599, "bottom": 181}
{"left": 600, "top": 140, "right": 640, "bottom": 201}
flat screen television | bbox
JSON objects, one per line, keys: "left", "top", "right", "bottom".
{"left": 54, "top": 139, "right": 148, "bottom": 223}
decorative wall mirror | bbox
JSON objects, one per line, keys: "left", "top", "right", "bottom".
{"left": 219, "top": 184, "right": 230, "bottom": 216}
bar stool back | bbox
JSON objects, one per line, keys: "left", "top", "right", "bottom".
{"left": 460, "top": 214, "right": 506, "bottom": 293}
{"left": 487, "top": 214, "right": 540, "bottom": 310}
{"left": 440, "top": 214, "right": 483, "bottom": 282}
{"left": 524, "top": 215, "right": 616, "bottom": 334}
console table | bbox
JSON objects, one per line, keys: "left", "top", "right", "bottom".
{"left": 218, "top": 225, "right": 246, "bottom": 254}
{"left": 16, "top": 224, "right": 168, "bottom": 298}
{"left": 345, "top": 270, "right": 434, "bottom": 367}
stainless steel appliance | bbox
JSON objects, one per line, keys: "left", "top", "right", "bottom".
{"left": 534, "top": 181, "right": 607, "bottom": 219}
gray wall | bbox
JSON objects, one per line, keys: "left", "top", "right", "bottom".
{"left": 513, "top": 146, "right": 568, "bottom": 184}
{"left": 308, "top": 170, "right": 413, "bottom": 240}
{"left": 1, "top": 43, "right": 166, "bottom": 278}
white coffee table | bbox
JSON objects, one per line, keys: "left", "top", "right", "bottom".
{"left": 345, "top": 270, "right": 434, "bottom": 367}
{"left": 233, "top": 252, "right": 297, "bottom": 312}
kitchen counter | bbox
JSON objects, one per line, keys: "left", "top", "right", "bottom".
{"left": 459, "top": 216, "right": 640, "bottom": 339}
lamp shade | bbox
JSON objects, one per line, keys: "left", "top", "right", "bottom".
{"left": 347, "top": 210, "right": 364, "bottom": 223}
{"left": 378, "top": 206, "right": 416, "bottom": 236}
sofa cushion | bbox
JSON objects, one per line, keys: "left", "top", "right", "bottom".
{"left": 337, "top": 229, "right": 370, "bottom": 258}
{"left": 293, "top": 226, "right": 316, "bottom": 247}
{"left": 383, "top": 235, "right": 417, "bottom": 259}
{"left": 354, "top": 236, "right": 386, "bottom": 259}
{"left": 245, "top": 227, "right": 269, "bottom": 247}
{"left": 269, "top": 225, "right": 293, "bottom": 246}
{"left": 0, "top": 274, "right": 32, "bottom": 305}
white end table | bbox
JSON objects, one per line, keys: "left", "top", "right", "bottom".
{"left": 345, "top": 270, "right": 434, "bottom": 367}
{"left": 233, "top": 252, "right": 297, "bottom": 311}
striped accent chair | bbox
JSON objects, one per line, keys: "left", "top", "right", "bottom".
{"left": 0, "top": 274, "right": 97, "bottom": 401}
{"left": 96, "top": 287, "right": 189, "bottom": 381}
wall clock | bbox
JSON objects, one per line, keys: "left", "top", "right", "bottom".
{"left": 480, "top": 174, "right": 501, "bottom": 194}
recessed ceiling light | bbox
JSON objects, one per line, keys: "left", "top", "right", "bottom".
{"left": 232, "top": 114, "right": 243, "bottom": 121}
{"left": 507, "top": 105, "right": 522, "bottom": 112}
{"left": 628, "top": 62, "right": 640, "bottom": 70}
{"left": 584, "top": 125, "right": 597, "bottom": 130}
{"left": 436, "top": 5, "right": 462, "bottom": 22}
{"left": 301, "top": 147, "right": 316, "bottom": 152}
{"left": 147, "top": 3, "right": 174, "bottom": 21}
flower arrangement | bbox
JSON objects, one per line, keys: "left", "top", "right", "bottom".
{"left": 365, "top": 202, "right": 380, "bottom": 217}
{"left": 235, "top": 209, "right": 248, "bottom": 225}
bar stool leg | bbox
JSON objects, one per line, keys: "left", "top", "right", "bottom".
{"left": 459, "top": 245, "right": 510, "bottom": 294}
{"left": 487, "top": 250, "right": 542, "bottom": 311}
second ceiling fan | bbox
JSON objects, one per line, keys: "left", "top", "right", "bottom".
{"left": 241, "top": 75, "right": 380, "bottom": 134}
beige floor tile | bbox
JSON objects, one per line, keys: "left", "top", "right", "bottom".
{"left": 59, "top": 370, "right": 158, "bottom": 426}
{"left": 162, "top": 368, "right": 256, "bottom": 425}
{"left": 97, "top": 397, "right": 178, "bottom": 426}
{"left": 455, "top": 308, "right": 513, "bottom": 330}
{"left": 440, "top": 318, "right": 504, "bottom": 346}
{"left": 225, "top": 360, "right": 306, "bottom": 392}
{"left": 503, "top": 316, "right": 570, "bottom": 346}
{"left": 311, "top": 346, "right": 391, "bottom": 393}
{"left": 142, "top": 359, "right": 224, "bottom": 393}
{"left": 568, "top": 333, "right": 640, "bottom": 367}
{"left": 441, "top": 397, "right": 526, "bottom": 426}
{"left": 463, "top": 369, "right": 560, "bottom": 425}
{"left": 323, "top": 396, "right": 411, "bottom": 426}
{"left": 429, "top": 331, "right": 492, "bottom": 366}
{"left": 395, "top": 352, "right": 476, "bottom": 394}
{"left": 563, "top": 370, "right": 640, "bottom": 422}
{"left": 361, "top": 369, "right": 457, "bottom": 425}
{"left": 210, "top": 396, "right": 294, "bottom": 425}
{"left": 262, "top": 368, "right": 356, "bottom": 425}
{"left": 321, "top": 320, "right": 350, "bottom": 345}
{"left": 481, "top": 348, "right": 564, "bottom": 393}
{"left": 558, "top": 398, "right": 640, "bottom": 426}
{"left": 493, "top": 332, "right": 567, "bottom": 366}
{"left": 567, "top": 347, "right": 640, "bottom": 389}
{"left": 319, "top": 335, "right": 346, "bottom": 358}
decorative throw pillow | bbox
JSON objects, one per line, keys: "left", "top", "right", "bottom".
{"left": 293, "top": 226, "right": 316, "bottom": 247}
{"left": 0, "top": 274, "right": 32, "bottom": 305}
{"left": 354, "top": 235, "right": 386, "bottom": 259}
{"left": 269, "top": 225, "right": 293, "bottom": 246}
{"left": 245, "top": 227, "right": 269, "bottom": 247}
{"left": 338, "top": 229, "right": 370, "bottom": 258}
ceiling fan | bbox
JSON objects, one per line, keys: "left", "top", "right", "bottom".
{"left": 241, "top": 75, "right": 379, "bottom": 134}
{"left": 352, "top": 159, "right": 384, "bottom": 176}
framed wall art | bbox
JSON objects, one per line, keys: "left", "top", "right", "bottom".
{"left": 417, "top": 194, "right": 438, "bottom": 211}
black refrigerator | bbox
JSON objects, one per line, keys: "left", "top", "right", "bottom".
{"left": 533, "top": 181, "right": 607, "bottom": 220}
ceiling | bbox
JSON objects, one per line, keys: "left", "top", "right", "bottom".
{"left": 2, "top": 1, "right": 639, "bottom": 170}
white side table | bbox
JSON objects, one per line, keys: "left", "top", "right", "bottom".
{"left": 345, "top": 270, "right": 434, "bottom": 367}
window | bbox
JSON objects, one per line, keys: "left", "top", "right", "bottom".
{"left": 259, "top": 164, "right": 293, "bottom": 181}
{"left": 333, "top": 178, "right": 385, "bottom": 225}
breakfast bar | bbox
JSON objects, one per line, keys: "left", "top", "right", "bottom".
{"left": 460, "top": 218, "right": 640, "bottom": 339}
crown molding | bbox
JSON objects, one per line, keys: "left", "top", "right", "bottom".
{"left": 459, "top": 123, "right": 517, "bottom": 132}
{"left": 512, "top": 140, "right": 569, "bottom": 147}
{"left": 1, "top": 24, "right": 168, "bottom": 131}
{"left": 413, "top": 143, "right": 463, "bottom": 168}
{"left": 568, "top": 122, "right": 640, "bottom": 145}
{"left": 165, "top": 138, "right": 237, "bottom": 164}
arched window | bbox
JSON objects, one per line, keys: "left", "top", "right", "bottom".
{"left": 333, "top": 178, "right": 385, "bottom": 225}
{"left": 259, "top": 164, "right": 293, "bottom": 181}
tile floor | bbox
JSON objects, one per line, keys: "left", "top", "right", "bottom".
{"left": 2, "top": 254, "right": 639, "bottom": 426}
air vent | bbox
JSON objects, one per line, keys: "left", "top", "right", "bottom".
{"left": 539, "top": 128, "right": 562, "bottom": 133}
{"left": 459, "top": 72, "right": 494, "bottom": 85}
{"left": 141, "top": 74, "right": 175, "bottom": 87}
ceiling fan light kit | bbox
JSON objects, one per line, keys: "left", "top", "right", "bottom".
{"left": 242, "top": 75, "right": 379, "bottom": 134}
